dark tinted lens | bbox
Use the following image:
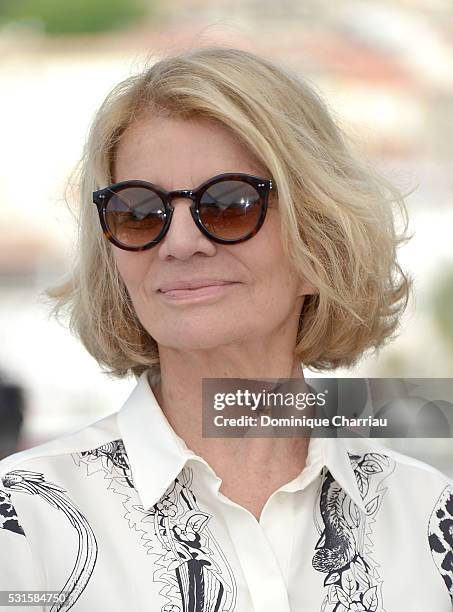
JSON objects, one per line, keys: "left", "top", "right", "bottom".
{"left": 104, "top": 187, "right": 166, "bottom": 247}
{"left": 199, "top": 180, "right": 262, "bottom": 240}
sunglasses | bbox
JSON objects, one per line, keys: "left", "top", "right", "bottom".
{"left": 92, "top": 172, "right": 273, "bottom": 251}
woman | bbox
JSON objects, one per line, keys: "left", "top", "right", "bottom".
{"left": 0, "top": 46, "right": 452, "bottom": 612}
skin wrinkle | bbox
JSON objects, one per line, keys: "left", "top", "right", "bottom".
{"left": 111, "top": 114, "right": 318, "bottom": 522}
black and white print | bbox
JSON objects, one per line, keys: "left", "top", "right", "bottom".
{"left": 312, "top": 452, "right": 395, "bottom": 612}
{"left": 428, "top": 484, "right": 453, "bottom": 605}
{"left": 73, "top": 439, "right": 238, "bottom": 612}
{"left": 1, "top": 469, "right": 98, "bottom": 612}
{"left": 0, "top": 487, "right": 25, "bottom": 536}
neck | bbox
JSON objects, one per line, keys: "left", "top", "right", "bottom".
{"left": 149, "top": 347, "right": 311, "bottom": 498}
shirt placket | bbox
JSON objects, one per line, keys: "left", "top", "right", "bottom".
{"left": 216, "top": 490, "right": 294, "bottom": 612}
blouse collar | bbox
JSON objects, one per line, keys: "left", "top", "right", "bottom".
{"left": 117, "top": 370, "right": 368, "bottom": 513}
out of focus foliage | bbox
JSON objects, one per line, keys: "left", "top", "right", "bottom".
{"left": 0, "top": 0, "right": 150, "bottom": 34}
{"left": 431, "top": 266, "right": 453, "bottom": 351}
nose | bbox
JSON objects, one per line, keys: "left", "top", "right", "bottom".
{"left": 156, "top": 197, "right": 217, "bottom": 261}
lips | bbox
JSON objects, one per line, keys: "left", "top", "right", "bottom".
{"left": 158, "top": 281, "right": 239, "bottom": 301}
{"left": 158, "top": 280, "right": 236, "bottom": 293}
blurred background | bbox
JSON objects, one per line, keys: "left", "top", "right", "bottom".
{"left": 0, "top": 0, "right": 452, "bottom": 475}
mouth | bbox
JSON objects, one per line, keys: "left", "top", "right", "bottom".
{"left": 158, "top": 282, "right": 239, "bottom": 302}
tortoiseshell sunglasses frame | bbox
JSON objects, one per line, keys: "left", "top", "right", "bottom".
{"left": 92, "top": 172, "right": 274, "bottom": 252}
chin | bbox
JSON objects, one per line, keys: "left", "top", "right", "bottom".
{"left": 151, "top": 326, "right": 243, "bottom": 351}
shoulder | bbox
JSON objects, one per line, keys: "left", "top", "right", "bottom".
{"left": 0, "top": 410, "right": 125, "bottom": 589}
{"left": 0, "top": 410, "right": 126, "bottom": 537}
{"left": 343, "top": 438, "right": 453, "bottom": 514}
{"left": 340, "top": 437, "right": 453, "bottom": 546}
{"left": 343, "top": 438, "right": 453, "bottom": 604}
{"left": 343, "top": 437, "right": 452, "bottom": 486}
{"left": 0, "top": 409, "right": 122, "bottom": 481}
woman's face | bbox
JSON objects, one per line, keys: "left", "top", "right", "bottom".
{"left": 112, "top": 114, "right": 316, "bottom": 351}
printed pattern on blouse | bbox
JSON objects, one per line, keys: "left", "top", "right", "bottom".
{"left": 1, "top": 469, "right": 98, "bottom": 612}
{"left": 0, "top": 487, "right": 25, "bottom": 536}
{"left": 428, "top": 484, "right": 453, "bottom": 605}
{"left": 312, "top": 451, "right": 395, "bottom": 612}
{"left": 72, "top": 439, "right": 238, "bottom": 612}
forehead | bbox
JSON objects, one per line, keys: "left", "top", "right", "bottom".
{"left": 112, "top": 114, "right": 266, "bottom": 188}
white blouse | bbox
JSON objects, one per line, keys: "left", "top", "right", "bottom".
{"left": 0, "top": 370, "right": 452, "bottom": 612}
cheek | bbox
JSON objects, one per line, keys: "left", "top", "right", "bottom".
{"left": 112, "top": 249, "right": 150, "bottom": 295}
{"left": 252, "top": 221, "right": 290, "bottom": 283}
{"left": 253, "top": 239, "right": 300, "bottom": 301}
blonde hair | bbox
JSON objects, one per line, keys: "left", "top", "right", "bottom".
{"left": 47, "top": 45, "right": 414, "bottom": 379}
